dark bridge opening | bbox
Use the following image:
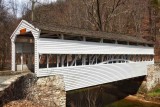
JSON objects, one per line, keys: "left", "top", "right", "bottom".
{"left": 66, "top": 76, "right": 146, "bottom": 107}
{"left": 15, "top": 32, "right": 34, "bottom": 72}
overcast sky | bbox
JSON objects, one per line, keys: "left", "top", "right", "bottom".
{"left": 5, "top": 0, "right": 57, "bottom": 17}
{"left": 16, "top": 0, "right": 57, "bottom": 4}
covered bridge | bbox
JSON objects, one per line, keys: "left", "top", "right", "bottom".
{"left": 10, "top": 20, "right": 154, "bottom": 91}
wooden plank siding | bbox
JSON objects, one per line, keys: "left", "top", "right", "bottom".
{"left": 37, "top": 61, "right": 154, "bottom": 91}
{"left": 11, "top": 20, "right": 40, "bottom": 73}
{"left": 38, "top": 38, "right": 154, "bottom": 55}
{"left": 10, "top": 20, "right": 155, "bottom": 91}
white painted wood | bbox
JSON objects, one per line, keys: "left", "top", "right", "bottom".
{"left": 75, "top": 55, "right": 77, "bottom": 66}
{"left": 91, "top": 55, "right": 96, "bottom": 64}
{"left": 67, "top": 55, "right": 69, "bottom": 67}
{"left": 82, "top": 55, "right": 86, "bottom": 65}
{"left": 21, "top": 53, "right": 23, "bottom": 71}
{"left": 57, "top": 55, "right": 59, "bottom": 67}
{"left": 115, "top": 40, "right": 118, "bottom": 44}
{"left": 127, "top": 42, "right": 129, "bottom": 45}
{"left": 37, "top": 38, "right": 154, "bottom": 55}
{"left": 37, "top": 61, "right": 154, "bottom": 91}
{"left": 11, "top": 20, "right": 155, "bottom": 91}
{"left": 100, "top": 38, "right": 103, "bottom": 43}
{"left": 47, "top": 54, "right": 49, "bottom": 68}
{"left": 10, "top": 20, "right": 39, "bottom": 41}
{"left": 61, "top": 55, "right": 65, "bottom": 67}
{"left": 61, "top": 34, "right": 64, "bottom": 40}
{"left": 83, "top": 36, "right": 86, "bottom": 41}
{"left": 101, "top": 55, "right": 104, "bottom": 62}
{"left": 35, "top": 37, "right": 40, "bottom": 74}
{"left": 11, "top": 41, "right": 15, "bottom": 71}
{"left": 10, "top": 20, "right": 40, "bottom": 74}
{"left": 89, "top": 55, "right": 92, "bottom": 65}
{"left": 96, "top": 55, "right": 98, "bottom": 64}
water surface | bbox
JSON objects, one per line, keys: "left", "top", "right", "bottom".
{"left": 106, "top": 98, "right": 160, "bottom": 107}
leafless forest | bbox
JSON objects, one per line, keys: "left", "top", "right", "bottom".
{"left": 0, "top": 0, "right": 160, "bottom": 70}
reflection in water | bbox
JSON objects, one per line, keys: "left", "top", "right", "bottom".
{"left": 66, "top": 76, "right": 150, "bottom": 107}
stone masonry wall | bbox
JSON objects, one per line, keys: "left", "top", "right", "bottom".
{"left": 28, "top": 75, "right": 66, "bottom": 107}
{"left": 0, "top": 73, "right": 37, "bottom": 106}
{"left": 0, "top": 73, "right": 66, "bottom": 107}
{"left": 146, "top": 64, "right": 160, "bottom": 91}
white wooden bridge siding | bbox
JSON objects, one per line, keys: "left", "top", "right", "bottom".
{"left": 37, "top": 38, "right": 154, "bottom": 55}
{"left": 11, "top": 20, "right": 40, "bottom": 73}
{"left": 11, "top": 20, "right": 155, "bottom": 91}
{"left": 37, "top": 38, "right": 154, "bottom": 91}
{"left": 37, "top": 61, "right": 154, "bottom": 91}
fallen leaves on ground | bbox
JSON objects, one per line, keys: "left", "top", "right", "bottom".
{"left": 3, "top": 100, "right": 45, "bottom": 107}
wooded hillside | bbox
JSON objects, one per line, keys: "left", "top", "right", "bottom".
{"left": 0, "top": 0, "right": 160, "bottom": 69}
{"left": 23, "top": 0, "right": 160, "bottom": 40}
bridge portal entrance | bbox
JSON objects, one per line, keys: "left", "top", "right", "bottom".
{"left": 15, "top": 32, "right": 34, "bottom": 72}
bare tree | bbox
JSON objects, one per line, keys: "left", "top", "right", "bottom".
{"left": 82, "top": 0, "right": 128, "bottom": 32}
{"left": 8, "top": 0, "right": 18, "bottom": 17}
{"left": 0, "top": 0, "right": 18, "bottom": 70}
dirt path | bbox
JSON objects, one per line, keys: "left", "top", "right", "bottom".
{"left": 0, "top": 76, "right": 12, "bottom": 84}
{"left": 0, "top": 73, "right": 27, "bottom": 92}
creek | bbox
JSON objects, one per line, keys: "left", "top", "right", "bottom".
{"left": 67, "top": 76, "right": 160, "bottom": 107}
{"left": 106, "top": 96, "right": 160, "bottom": 107}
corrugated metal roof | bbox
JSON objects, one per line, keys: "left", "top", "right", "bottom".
{"left": 33, "top": 23, "right": 154, "bottom": 44}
